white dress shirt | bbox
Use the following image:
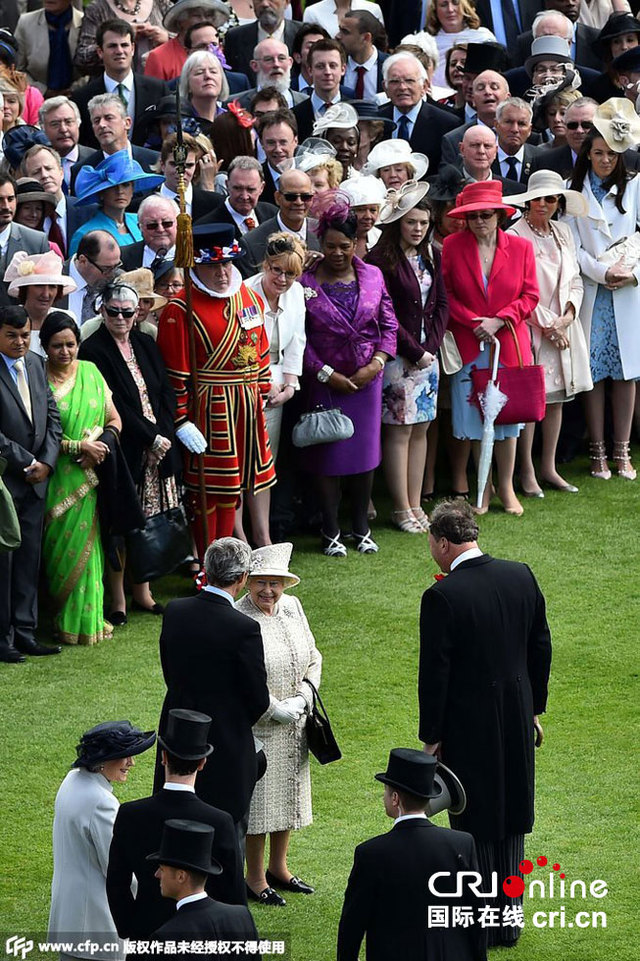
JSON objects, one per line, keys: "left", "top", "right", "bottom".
{"left": 311, "top": 89, "right": 341, "bottom": 116}
{"left": 276, "top": 212, "right": 307, "bottom": 242}
{"left": 104, "top": 71, "right": 135, "bottom": 131}
{"left": 393, "top": 101, "right": 421, "bottom": 140}
{"left": 142, "top": 243, "right": 176, "bottom": 268}
{"left": 225, "top": 198, "right": 257, "bottom": 235}
{"left": 176, "top": 892, "right": 208, "bottom": 911}
{"left": 162, "top": 783, "right": 195, "bottom": 793}
{"left": 258, "top": 22, "right": 285, "bottom": 44}
{"left": 203, "top": 584, "right": 235, "bottom": 604}
{"left": 0, "top": 223, "right": 11, "bottom": 258}
{"left": 160, "top": 182, "right": 192, "bottom": 217}
{"left": 67, "top": 257, "right": 86, "bottom": 324}
{"left": 498, "top": 145, "right": 525, "bottom": 181}
{"left": 394, "top": 812, "right": 428, "bottom": 824}
{"left": 450, "top": 547, "right": 484, "bottom": 571}
{"left": 61, "top": 145, "right": 79, "bottom": 188}
{"left": 345, "top": 50, "right": 379, "bottom": 101}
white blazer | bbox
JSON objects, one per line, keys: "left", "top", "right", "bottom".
{"left": 48, "top": 769, "right": 125, "bottom": 960}
{"left": 565, "top": 173, "right": 640, "bottom": 381}
{"left": 245, "top": 274, "right": 307, "bottom": 383}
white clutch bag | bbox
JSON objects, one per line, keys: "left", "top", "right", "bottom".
{"left": 597, "top": 232, "right": 640, "bottom": 269}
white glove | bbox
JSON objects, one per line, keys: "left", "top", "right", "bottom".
{"left": 280, "top": 695, "right": 307, "bottom": 717}
{"left": 176, "top": 421, "right": 207, "bottom": 453}
{"left": 271, "top": 700, "right": 301, "bottom": 725}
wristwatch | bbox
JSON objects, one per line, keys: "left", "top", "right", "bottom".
{"left": 317, "top": 365, "right": 334, "bottom": 383}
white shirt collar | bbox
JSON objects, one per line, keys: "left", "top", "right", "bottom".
{"left": 203, "top": 583, "right": 235, "bottom": 603}
{"left": 393, "top": 101, "right": 421, "bottom": 124}
{"left": 225, "top": 197, "right": 256, "bottom": 230}
{"left": 462, "top": 166, "right": 492, "bottom": 183}
{"left": 63, "top": 144, "right": 79, "bottom": 164}
{"left": 163, "top": 782, "right": 196, "bottom": 792}
{"left": 69, "top": 257, "right": 87, "bottom": 291}
{"left": 498, "top": 144, "right": 524, "bottom": 163}
{"left": 276, "top": 212, "right": 307, "bottom": 240}
{"left": 160, "top": 182, "right": 192, "bottom": 205}
{"left": 104, "top": 70, "right": 134, "bottom": 92}
{"left": 176, "top": 892, "right": 208, "bottom": 911}
{"left": 0, "top": 223, "right": 11, "bottom": 251}
{"left": 56, "top": 195, "right": 66, "bottom": 216}
{"left": 190, "top": 267, "right": 243, "bottom": 300}
{"left": 311, "top": 90, "right": 341, "bottom": 114}
{"left": 394, "top": 813, "right": 428, "bottom": 824}
{"left": 258, "top": 21, "right": 285, "bottom": 43}
{"left": 104, "top": 142, "right": 132, "bottom": 160}
{"left": 143, "top": 244, "right": 176, "bottom": 268}
{"left": 348, "top": 49, "right": 377, "bottom": 71}
{"left": 450, "top": 547, "right": 484, "bottom": 571}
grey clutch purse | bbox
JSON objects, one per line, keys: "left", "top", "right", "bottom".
{"left": 292, "top": 405, "right": 354, "bottom": 448}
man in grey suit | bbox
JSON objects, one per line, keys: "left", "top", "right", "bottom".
{"left": 0, "top": 176, "right": 49, "bottom": 306}
{"left": 0, "top": 306, "right": 62, "bottom": 662}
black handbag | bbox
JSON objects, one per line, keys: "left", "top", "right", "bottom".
{"left": 305, "top": 681, "right": 342, "bottom": 765}
{"left": 126, "top": 483, "right": 192, "bottom": 583}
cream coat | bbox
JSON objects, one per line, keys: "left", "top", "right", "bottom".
{"left": 14, "top": 8, "right": 84, "bottom": 92}
{"left": 48, "top": 769, "right": 125, "bottom": 961}
{"left": 245, "top": 274, "right": 306, "bottom": 385}
{"left": 565, "top": 174, "right": 640, "bottom": 381}
{"left": 509, "top": 218, "right": 592, "bottom": 397}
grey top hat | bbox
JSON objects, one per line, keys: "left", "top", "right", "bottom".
{"left": 525, "top": 36, "right": 573, "bottom": 78}
{"left": 158, "top": 709, "right": 214, "bottom": 760}
{"left": 146, "top": 818, "right": 223, "bottom": 875}
{"left": 375, "top": 748, "right": 442, "bottom": 799}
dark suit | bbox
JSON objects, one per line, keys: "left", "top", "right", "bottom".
{"left": 70, "top": 145, "right": 160, "bottom": 192}
{"left": 154, "top": 897, "right": 258, "bottom": 955}
{"left": 238, "top": 216, "right": 320, "bottom": 278}
{"left": 492, "top": 143, "right": 542, "bottom": 184}
{"left": 107, "top": 787, "right": 245, "bottom": 940}
{"left": 291, "top": 84, "right": 358, "bottom": 142}
{"left": 0, "top": 351, "right": 62, "bottom": 653}
{"left": 378, "top": 101, "right": 459, "bottom": 172}
{"left": 223, "top": 20, "right": 303, "bottom": 84}
{"left": 376, "top": 0, "right": 421, "bottom": 48}
{"left": 71, "top": 73, "right": 170, "bottom": 149}
{"left": 475, "top": 0, "right": 540, "bottom": 46}
{"left": 260, "top": 163, "right": 280, "bottom": 206}
{"left": 515, "top": 24, "right": 602, "bottom": 70}
{"left": 503, "top": 63, "right": 600, "bottom": 99}
{"left": 119, "top": 242, "right": 146, "bottom": 271}
{"left": 64, "top": 196, "right": 99, "bottom": 256}
{"left": 154, "top": 592, "right": 270, "bottom": 823}
{"left": 194, "top": 197, "right": 278, "bottom": 240}
{"left": 337, "top": 818, "right": 486, "bottom": 961}
{"left": 0, "top": 224, "right": 50, "bottom": 305}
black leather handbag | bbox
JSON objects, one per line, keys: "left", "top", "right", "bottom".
{"left": 126, "top": 484, "right": 192, "bottom": 583}
{"left": 305, "top": 681, "right": 342, "bottom": 765}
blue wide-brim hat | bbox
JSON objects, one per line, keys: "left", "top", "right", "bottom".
{"left": 192, "top": 222, "right": 243, "bottom": 263}
{"left": 2, "top": 125, "right": 49, "bottom": 170}
{"left": 74, "top": 148, "right": 164, "bottom": 207}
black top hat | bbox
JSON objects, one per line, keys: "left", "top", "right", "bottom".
{"left": 350, "top": 99, "right": 397, "bottom": 134}
{"left": 463, "top": 41, "right": 510, "bottom": 76}
{"left": 375, "top": 749, "right": 443, "bottom": 799}
{"left": 193, "top": 223, "right": 243, "bottom": 263}
{"left": 73, "top": 720, "right": 156, "bottom": 769}
{"left": 593, "top": 13, "right": 640, "bottom": 59}
{"left": 158, "top": 709, "right": 214, "bottom": 760}
{"left": 611, "top": 44, "right": 640, "bottom": 75}
{"left": 428, "top": 164, "right": 467, "bottom": 204}
{"left": 146, "top": 818, "right": 223, "bottom": 875}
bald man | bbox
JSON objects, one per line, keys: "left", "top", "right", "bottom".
{"left": 458, "top": 126, "right": 526, "bottom": 197}
{"left": 514, "top": 5, "right": 601, "bottom": 70}
{"left": 440, "top": 71, "right": 510, "bottom": 169}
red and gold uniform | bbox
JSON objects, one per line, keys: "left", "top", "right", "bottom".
{"left": 158, "top": 276, "right": 275, "bottom": 552}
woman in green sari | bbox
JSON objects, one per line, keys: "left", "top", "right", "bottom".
{"left": 40, "top": 312, "right": 122, "bottom": 645}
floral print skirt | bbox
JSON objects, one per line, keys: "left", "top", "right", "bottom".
{"left": 382, "top": 355, "right": 439, "bottom": 425}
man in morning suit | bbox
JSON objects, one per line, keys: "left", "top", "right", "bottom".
{"left": 71, "top": 20, "right": 168, "bottom": 150}
{"left": 0, "top": 306, "right": 62, "bottom": 663}
{"left": 149, "top": 819, "right": 258, "bottom": 955}
{"left": 419, "top": 500, "right": 552, "bottom": 948}
{"left": 107, "top": 709, "right": 245, "bottom": 941}
{"left": 194, "top": 157, "right": 277, "bottom": 240}
{"left": 154, "top": 538, "right": 270, "bottom": 852}
{"left": 378, "top": 52, "right": 459, "bottom": 172}
{"left": 223, "top": 0, "right": 302, "bottom": 85}
{"left": 337, "top": 749, "right": 487, "bottom": 961}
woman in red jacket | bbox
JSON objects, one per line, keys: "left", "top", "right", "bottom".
{"left": 442, "top": 181, "right": 539, "bottom": 515}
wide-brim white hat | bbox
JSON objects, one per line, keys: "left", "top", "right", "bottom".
{"left": 361, "top": 140, "right": 429, "bottom": 181}
{"left": 377, "top": 180, "right": 430, "bottom": 224}
{"left": 164, "top": 0, "right": 230, "bottom": 32}
{"left": 510, "top": 169, "right": 587, "bottom": 216}
{"left": 312, "top": 102, "right": 359, "bottom": 136}
{"left": 593, "top": 97, "right": 640, "bottom": 153}
{"left": 248, "top": 542, "right": 300, "bottom": 589}
{"left": 341, "top": 174, "right": 387, "bottom": 208}
{"left": 4, "top": 251, "right": 77, "bottom": 298}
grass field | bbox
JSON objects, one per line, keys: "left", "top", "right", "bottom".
{"left": 0, "top": 455, "right": 638, "bottom": 961}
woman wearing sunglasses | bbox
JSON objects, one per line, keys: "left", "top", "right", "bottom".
{"left": 79, "top": 281, "right": 180, "bottom": 624}
{"left": 441, "top": 181, "right": 539, "bottom": 515}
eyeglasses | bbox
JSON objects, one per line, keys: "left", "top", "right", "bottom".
{"left": 143, "top": 220, "right": 176, "bottom": 231}
{"left": 47, "top": 118, "right": 78, "bottom": 128}
{"left": 86, "top": 257, "right": 123, "bottom": 275}
{"left": 104, "top": 306, "right": 136, "bottom": 318}
{"left": 387, "top": 78, "right": 421, "bottom": 87}
{"left": 566, "top": 121, "right": 593, "bottom": 131}
{"left": 156, "top": 281, "right": 183, "bottom": 292}
{"left": 267, "top": 264, "right": 297, "bottom": 280}
{"left": 258, "top": 55, "right": 290, "bottom": 64}
{"left": 282, "top": 192, "right": 313, "bottom": 201}
{"left": 466, "top": 211, "right": 496, "bottom": 221}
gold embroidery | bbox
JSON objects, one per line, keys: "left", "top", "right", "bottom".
{"left": 45, "top": 470, "right": 98, "bottom": 522}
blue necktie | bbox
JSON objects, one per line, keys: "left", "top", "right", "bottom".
{"left": 397, "top": 114, "right": 410, "bottom": 142}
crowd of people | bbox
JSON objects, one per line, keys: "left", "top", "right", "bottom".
{"left": 0, "top": 0, "right": 636, "bottom": 954}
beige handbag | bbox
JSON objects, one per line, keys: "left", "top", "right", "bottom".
{"left": 439, "top": 331, "right": 463, "bottom": 375}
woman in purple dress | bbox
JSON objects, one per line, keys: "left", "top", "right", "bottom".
{"left": 300, "top": 193, "right": 398, "bottom": 557}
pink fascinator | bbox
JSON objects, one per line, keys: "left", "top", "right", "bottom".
{"left": 4, "top": 250, "right": 77, "bottom": 298}
{"left": 310, "top": 189, "right": 353, "bottom": 237}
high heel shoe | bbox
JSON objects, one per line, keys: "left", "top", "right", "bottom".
{"left": 321, "top": 531, "right": 347, "bottom": 557}
{"left": 613, "top": 441, "right": 637, "bottom": 480}
{"left": 589, "top": 441, "right": 611, "bottom": 480}
{"left": 391, "top": 509, "right": 424, "bottom": 533}
{"left": 411, "top": 507, "right": 431, "bottom": 531}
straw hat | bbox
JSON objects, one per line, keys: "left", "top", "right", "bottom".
{"left": 361, "top": 139, "right": 429, "bottom": 181}
{"left": 593, "top": 97, "right": 640, "bottom": 153}
{"left": 448, "top": 180, "right": 516, "bottom": 218}
{"left": 525, "top": 36, "right": 573, "bottom": 78}
{"left": 510, "top": 169, "right": 588, "bottom": 216}
{"left": 4, "top": 251, "right": 77, "bottom": 298}
{"left": 312, "top": 102, "right": 359, "bottom": 136}
{"left": 377, "top": 180, "right": 430, "bottom": 224}
{"left": 341, "top": 175, "right": 387, "bottom": 208}
{"left": 119, "top": 268, "right": 168, "bottom": 312}
{"left": 248, "top": 542, "right": 300, "bottom": 589}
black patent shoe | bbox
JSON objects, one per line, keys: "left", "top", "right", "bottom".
{"left": 245, "top": 883, "right": 286, "bottom": 906}
{"left": 266, "top": 870, "right": 314, "bottom": 894}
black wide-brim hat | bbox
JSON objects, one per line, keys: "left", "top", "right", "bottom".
{"left": 73, "top": 720, "right": 156, "bottom": 768}
{"left": 375, "top": 749, "right": 443, "bottom": 799}
{"left": 350, "top": 99, "right": 396, "bottom": 134}
{"left": 464, "top": 41, "right": 510, "bottom": 76}
{"left": 428, "top": 164, "right": 467, "bottom": 204}
{"left": 158, "top": 708, "right": 214, "bottom": 760}
{"left": 147, "top": 818, "right": 223, "bottom": 875}
{"left": 611, "top": 44, "right": 640, "bottom": 75}
{"left": 192, "top": 222, "right": 243, "bottom": 263}
{"left": 593, "top": 13, "right": 640, "bottom": 59}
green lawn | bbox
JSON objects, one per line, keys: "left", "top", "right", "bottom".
{"left": 0, "top": 456, "right": 638, "bottom": 960}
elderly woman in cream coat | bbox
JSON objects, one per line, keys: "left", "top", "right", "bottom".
{"left": 49, "top": 722, "right": 156, "bottom": 960}
{"left": 567, "top": 99, "right": 640, "bottom": 482}
{"left": 236, "top": 543, "right": 322, "bottom": 907}
{"left": 509, "top": 170, "right": 593, "bottom": 496}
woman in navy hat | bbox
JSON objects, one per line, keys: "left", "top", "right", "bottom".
{"left": 48, "top": 721, "right": 156, "bottom": 961}
{"left": 592, "top": 13, "right": 640, "bottom": 103}
{"left": 69, "top": 149, "right": 164, "bottom": 257}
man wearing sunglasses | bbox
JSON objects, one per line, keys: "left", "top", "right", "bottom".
{"left": 238, "top": 167, "right": 321, "bottom": 277}
{"left": 120, "top": 196, "right": 178, "bottom": 271}
{"left": 61, "top": 230, "right": 123, "bottom": 325}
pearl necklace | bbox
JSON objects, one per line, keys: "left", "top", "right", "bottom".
{"left": 112, "top": 0, "right": 142, "bottom": 16}
{"left": 524, "top": 215, "right": 552, "bottom": 239}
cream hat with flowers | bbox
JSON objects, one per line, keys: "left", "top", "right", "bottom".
{"left": 593, "top": 97, "right": 640, "bottom": 153}
{"left": 4, "top": 251, "right": 77, "bottom": 298}
{"left": 248, "top": 542, "right": 300, "bottom": 589}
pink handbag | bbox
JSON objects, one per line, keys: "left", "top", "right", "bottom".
{"left": 470, "top": 321, "right": 546, "bottom": 425}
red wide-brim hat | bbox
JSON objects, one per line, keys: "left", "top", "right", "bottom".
{"left": 448, "top": 180, "right": 516, "bottom": 219}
